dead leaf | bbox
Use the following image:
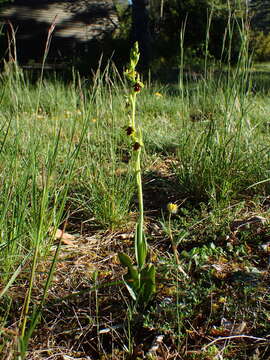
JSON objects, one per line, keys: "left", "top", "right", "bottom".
{"left": 54, "top": 229, "right": 76, "bottom": 245}
{"left": 260, "top": 242, "right": 270, "bottom": 253}
{"left": 61, "top": 238, "right": 76, "bottom": 246}
{"left": 235, "top": 321, "right": 247, "bottom": 334}
{"left": 209, "top": 327, "right": 230, "bottom": 336}
{"left": 118, "top": 233, "right": 133, "bottom": 240}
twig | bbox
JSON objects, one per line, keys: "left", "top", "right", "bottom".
{"left": 202, "top": 335, "right": 269, "bottom": 351}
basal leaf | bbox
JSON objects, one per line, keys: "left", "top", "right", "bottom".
{"left": 118, "top": 252, "right": 133, "bottom": 268}
{"left": 140, "top": 264, "right": 156, "bottom": 305}
{"left": 135, "top": 222, "right": 147, "bottom": 270}
{"left": 123, "top": 276, "right": 137, "bottom": 301}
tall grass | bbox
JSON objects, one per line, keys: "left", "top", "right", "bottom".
{"left": 1, "top": 2, "right": 270, "bottom": 356}
{"left": 0, "top": 59, "right": 138, "bottom": 357}
{"left": 72, "top": 65, "right": 137, "bottom": 229}
{"left": 174, "top": 1, "right": 270, "bottom": 202}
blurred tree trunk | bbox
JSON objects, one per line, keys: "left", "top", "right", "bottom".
{"left": 131, "top": 0, "right": 151, "bottom": 69}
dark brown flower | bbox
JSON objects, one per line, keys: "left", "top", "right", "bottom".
{"left": 133, "top": 142, "right": 141, "bottom": 151}
{"left": 134, "top": 83, "right": 142, "bottom": 93}
{"left": 126, "top": 126, "right": 134, "bottom": 136}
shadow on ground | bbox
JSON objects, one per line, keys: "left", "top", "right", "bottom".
{"left": 0, "top": 0, "right": 118, "bottom": 68}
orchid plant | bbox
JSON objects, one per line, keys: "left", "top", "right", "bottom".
{"left": 118, "top": 42, "right": 156, "bottom": 307}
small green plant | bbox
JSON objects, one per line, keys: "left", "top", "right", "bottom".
{"left": 166, "top": 203, "right": 188, "bottom": 279}
{"left": 118, "top": 42, "right": 156, "bottom": 307}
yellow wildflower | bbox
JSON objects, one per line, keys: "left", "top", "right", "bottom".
{"left": 167, "top": 203, "right": 178, "bottom": 214}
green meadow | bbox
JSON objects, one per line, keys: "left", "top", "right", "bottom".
{"left": 0, "top": 56, "right": 270, "bottom": 359}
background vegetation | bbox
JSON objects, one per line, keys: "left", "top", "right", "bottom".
{"left": 0, "top": 1, "right": 269, "bottom": 359}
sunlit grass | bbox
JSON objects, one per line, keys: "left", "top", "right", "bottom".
{"left": 0, "top": 61, "right": 270, "bottom": 358}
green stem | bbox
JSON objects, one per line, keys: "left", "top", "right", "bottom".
{"left": 133, "top": 90, "right": 144, "bottom": 271}
{"left": 20, "top": 230, "right": 42, "bottom": 339}
{"left": 131, "top": 91, "right": 143, "bottom": 233}
{"left": 168, "top": 213, "right": 178, "bottom": 263}
{"left": 168, "top": 213, "right": 172, "bottom": 241}
{"left": 168, "top": 213, "right": 188, "bottom": 279}
{"left": 131, "top": 93, "right": 136, "bottom": 128}
{"left": 136, "top": 146, "right": 144, "bottom": 229}
{"left": 20, "top": 182, "right": 47, "bottom": 341}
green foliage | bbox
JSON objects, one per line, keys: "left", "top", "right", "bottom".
{"left": 1, "top": 28, "right": 270, "bottom": 357}
{"left": 112, "top": 2, "right": 133, "bottom": 67}
{"left": 149, "top": 0, "right": 245, "bottom": 67}
{"left": 249, "top": 1, "right": 270, "bottom": 61}
{"left": 250, "top": 0, "right": 270, "bottom": 33}
{"left": 118, "top": 252, "right": 155, "bottom": 305}
{"left": 250, "top": 30, "right": 270, "bottom": 61}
